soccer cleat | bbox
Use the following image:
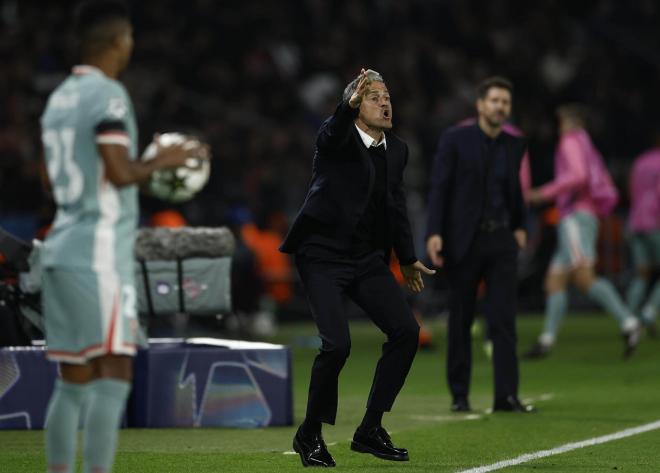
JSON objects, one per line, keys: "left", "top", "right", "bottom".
{"left": 622, "top": 325, "right": 642, "bottom": 359}
{"left": 522, "top": 342, "right": 551, "bottom": 360}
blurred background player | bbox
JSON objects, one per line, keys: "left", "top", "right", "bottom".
{"left": 625, "top": 131, "right": 660, "bottom": 335}
{"left": 40, "top": 2, "right": 202, "bottom": 472}
{"left": 525, "top": 104, "right": 640, "bottom": 359}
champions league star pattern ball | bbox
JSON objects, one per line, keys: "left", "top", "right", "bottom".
{"left": 142, "top": 132, "right": 210, "bottom": 203}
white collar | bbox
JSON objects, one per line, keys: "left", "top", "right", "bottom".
{"left": 72, "top": 65, "right": 105, "bottom": 77}
{"left": 355, "top": 124, "right": 387, "bottom": 150}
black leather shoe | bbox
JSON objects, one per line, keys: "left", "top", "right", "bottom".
{"left": 293, "top": 427, "right": 336, "bottom": 467}
{"left": 350, "top": 426, "right": 409, "bottom": 461}
{"left": 451, "top": 397, "right": 471, "bottom": 412}
{"left": 493, "top": 396, "right": 536, "bottom": 413}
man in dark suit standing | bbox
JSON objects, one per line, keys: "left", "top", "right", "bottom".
{"left": 281, "top": 69, "right": 435, "bottom": 467}
{"left": 426, "top": 77, "right": 535, "bottom": 414}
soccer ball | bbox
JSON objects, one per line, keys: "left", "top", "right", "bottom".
{"left": 141, "top": 132, "right": 210, "bottom": 203}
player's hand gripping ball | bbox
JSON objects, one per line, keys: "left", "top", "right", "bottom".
{"left": 142, "top": 132, "right": 210, "bottom": 203}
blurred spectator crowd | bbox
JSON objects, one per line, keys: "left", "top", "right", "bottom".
{"left": 2, "top": 0, "right": 660, "bottom": 319}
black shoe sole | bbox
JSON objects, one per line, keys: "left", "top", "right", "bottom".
{"left": 350, "top": 441, "right": 409, "bottom": 461}
{"left": 293, "top": 437, "right": 335, "bottom": 467}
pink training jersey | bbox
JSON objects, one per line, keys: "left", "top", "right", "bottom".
{"left": 539, "top": 129, "right": 606, "bottom": 218}
{"left": 457, "top": 118, "right": 532, "bottom": 195}
{"left": 628, "top": 148, "right": 660, "bottom": 232}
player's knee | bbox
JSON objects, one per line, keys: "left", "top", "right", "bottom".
{"left": 545, "top": 274, "right": 565, "bottom": 293}
{"left": 573, "top": 271, "right": 594, "bottom": 293}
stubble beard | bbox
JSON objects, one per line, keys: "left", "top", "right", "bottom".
{"left": 486, "top": 113, "right": 506, "bottom": 129}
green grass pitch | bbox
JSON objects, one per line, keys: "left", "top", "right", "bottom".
{"left": 1, "top": 313, "right": 659, "bottom": 472}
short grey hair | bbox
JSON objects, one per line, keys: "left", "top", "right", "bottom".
{"left": 342, "top": 69, "right": 385, "bottom": 102}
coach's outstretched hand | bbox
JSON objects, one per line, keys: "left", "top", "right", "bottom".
{"left": 401, "top": 261, "right": 436, "bottom": 293}
{"left": 349, "top": 68, "right": 377, "bottom": 109}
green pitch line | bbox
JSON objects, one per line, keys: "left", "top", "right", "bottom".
{"left": 1, "top": 313, "right": 659, "bottom": 472}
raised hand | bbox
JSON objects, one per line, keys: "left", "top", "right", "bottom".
{"left": 348, "top": 68, "right": 372, "bottom": 109}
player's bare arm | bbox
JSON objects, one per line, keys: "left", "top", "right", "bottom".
{"left": 99, "top": 137, "right": 209, "bottom": 187}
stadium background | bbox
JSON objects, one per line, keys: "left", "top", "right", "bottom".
{"left": 2, "top": 2, "right": 660, "bottom": 472}
{"left": 3, "top": 1, "right": 660, "bottom": 324}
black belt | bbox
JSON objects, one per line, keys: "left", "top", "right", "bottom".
{"left": 478, "top": 219, "right": 509, "bottom": 233}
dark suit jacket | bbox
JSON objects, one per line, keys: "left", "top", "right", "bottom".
{"left": 279, "top": 100, "right": 417, "bottom": 265}
{"left": 425, "top": 124, "right": 527, "bottom": 265}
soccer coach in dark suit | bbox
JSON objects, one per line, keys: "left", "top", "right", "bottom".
{"left": 281, "top": 69, "right": 435, "bottom": 467}
{"left": 426, "top": 77, "right": 535, "bottom": 414}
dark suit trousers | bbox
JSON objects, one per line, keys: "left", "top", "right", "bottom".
{"left": 295, "top": 250, "right": 419, "bottom": 425}
{"left": 446, "top": 228, "right": 519, "bottom": 402}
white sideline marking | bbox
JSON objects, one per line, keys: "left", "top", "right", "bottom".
{"left": 411, "top": 414, "right": 482, "bottom": 422}
{"left": 456, "top": 419, "right": 660, "bottom": 473}
{"left": 523, "top": 392, "right": 555, "bottom": 403}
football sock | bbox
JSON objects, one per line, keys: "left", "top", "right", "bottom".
{"left": 45, "top": 379, "right": 90, "bottom": 473}
{"left": 82, "top": 379, "right": 131, "bottom": 473}
{"left": 540, "top": 290, "right": 567, "bottom": 346}
{"left": 587, "top": 278, "right": 637, "bottom": 330}
{"left": 625, "top": 276, "right": 647, "bottom": 313}
{"left": 641, "top": 280, "right": 660, "bottom": 323}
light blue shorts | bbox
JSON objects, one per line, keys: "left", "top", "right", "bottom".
{"left": 628, "top": 230, "right": 660, "bottom": 269}
{"left": 550, "top": 212, "right": 598, "bottom": 272}
{"left": 42, "top": 267, "right": 138, "bottom": 364}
